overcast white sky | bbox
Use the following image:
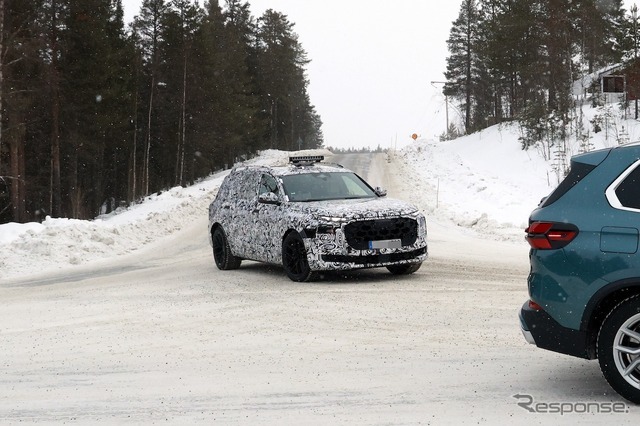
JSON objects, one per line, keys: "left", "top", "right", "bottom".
{"left": 245, "top": 1, "right": 461, "bottom": 149}
{"left": 122, "top": 0, "right": 459, "bottom": 149}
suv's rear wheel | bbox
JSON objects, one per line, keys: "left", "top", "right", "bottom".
{"left": 387, "top": 262, "right": 422, "bottom": 275}
{"left": 212, "top": 227, "right": 241, "bottom": 270}
{"left": 282, "top": 232, "right": 317, "bottom": 282}
{"left": 597, "top": 295, "right": 640, "bottom": 404}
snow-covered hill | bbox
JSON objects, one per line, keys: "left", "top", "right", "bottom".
{"left": 2, "top": 107, "right": 640, "bottom": 281}
{"left": 394, "top": 123, "right": 553, "bottom": 237}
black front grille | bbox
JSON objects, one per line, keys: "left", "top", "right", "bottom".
{"left": 344, "top": 218, "right": 418, "bottom": 250}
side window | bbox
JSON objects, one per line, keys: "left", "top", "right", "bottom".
{"left": 258, "top": 174, "right": 279, "bottom": 196}
{"left": 616, "top": 164, "right": 640, "bottom": 210}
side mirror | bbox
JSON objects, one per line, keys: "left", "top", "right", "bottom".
{"left": 258, "top": 192, "right": 281, "bottom": 205}
{"left": 374, "top": 186, "right": 387, "bottom": 197}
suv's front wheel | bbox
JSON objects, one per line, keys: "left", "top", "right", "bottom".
{"left": 282, "top": 232, "right": 317, "bottom": 282}
{"left": 597, "top": 295, "right": 640, "bottom": 404}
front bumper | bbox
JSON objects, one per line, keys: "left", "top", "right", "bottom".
{"left": 519, "top": 300, "right": 594, "bottom": 359}
{"left": 302, "top": 216, "right": 428, "bottom": 271}
{"left": 315, "top": 246, "right": 428, "bottom": 270}
{"left": 519, "top": 313, "right": 536, "bottom": 345}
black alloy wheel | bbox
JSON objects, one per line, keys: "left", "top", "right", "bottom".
{"left": 212, "top": 227, "right": 242, "bottom": 270}
{"left": 282, "top": 232, "right": 317, "bottom": 282}
{"left": 597, "top": 295, "right": 640, "bottom": 404}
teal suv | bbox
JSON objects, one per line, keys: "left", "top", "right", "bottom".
{"left": 520, "top": 143, "right": 640, "bottom": 403}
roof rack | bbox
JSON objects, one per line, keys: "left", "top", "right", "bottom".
{"left": 289, "top": 155, "right": 324, "bottom": 166}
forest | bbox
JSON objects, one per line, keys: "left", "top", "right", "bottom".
{"left": 0, "top": 0, "right": 323, "bottom": 224}
{"left": 444, "top": 0, "right": 638, "bottom": 146}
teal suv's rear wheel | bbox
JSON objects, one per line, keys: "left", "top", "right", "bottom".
{"left": 597, "top": 295, "right": 640, "bottom": 404}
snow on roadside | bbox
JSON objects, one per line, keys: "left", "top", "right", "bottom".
{"left": 394, "top": 123, "right": 554, "bottom": 241}
{"left": 0, "top": 149, "right": 327, "bottom": 281}
{"left": 0, "top": 176, "right": 224, "bottom": 281}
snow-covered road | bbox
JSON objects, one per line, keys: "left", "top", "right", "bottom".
{"left": 0, "top": 154, "right": 637, "bottom": 424}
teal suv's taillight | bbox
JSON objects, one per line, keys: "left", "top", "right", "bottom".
{"left": 525, "top": 221, "right": 579, "bottom": 250}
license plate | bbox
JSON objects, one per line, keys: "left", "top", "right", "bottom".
{"left": 368, "top": 239, "right": 402, "bottom": 249}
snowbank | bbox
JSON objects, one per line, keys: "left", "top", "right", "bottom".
{"left": 396, "top": 123, "right": 554, "bottom": 239}
{"left": 0, "top": 150, "right": 329, "bottom": 280}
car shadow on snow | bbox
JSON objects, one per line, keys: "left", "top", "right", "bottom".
{"left": 229, "top": 261, "right": 423, "bottom": 285}
{"left": 519, "top": 355, "right": 634, "bottom": 405}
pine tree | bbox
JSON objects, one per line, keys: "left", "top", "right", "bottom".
{"left": 46, "top": 0, "right": 68, "bottom": 218}
{"left": 220, "top": 0, "right": 262, "bottom": 162}
{"left": 444, "top": 0, "right": 481, "bottom": 134}
{"left": 134, "top": 0, "right": 169, "bottom": 196}
{"left": 479, "top": 0, "right": 544, "bottom": 121}
{"left": 152, "top": 0, "right": 201, "bottom": 189}
{"left": 541, "top": 0, "right": 574, "bottom": 117}
{"left": 54, "top": 0, "right": 133, "bottom": 218}
{"left": 444, "top": 0, "right": 627, "bottom": 144}
{"left": 169, "top": 0, "right": 201, "bottom": 187}
{"left": 100, "top": 0, "right": 136, "bottom": 212}
{"left": 256, "top": 9, "right": 320, "bottom": 149}
{"left": 575, "top": 0, "right": 626, "bottom": 73}
{"left": 189, "top": 0, "right": 228, "bottom": 174}
{"left": 3, "top": 0, "right": 42, "bottom": 222}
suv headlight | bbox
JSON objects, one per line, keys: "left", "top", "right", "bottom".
{"left": 318, "top": 215, "right": 348, "bottom": 224}
{"left": 317, "top": 216, "right": 348, "bottom": 234}
{"left": 417, "top": 214, "right": 426, "bottom": 230}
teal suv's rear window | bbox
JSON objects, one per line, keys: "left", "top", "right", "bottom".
{"left": 540, "top": 161, "right": 596, "bottom": 207}
{"left": 615, "top": 162, "right": 640, "bottom": 209}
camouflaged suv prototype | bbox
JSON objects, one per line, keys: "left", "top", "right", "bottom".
{"left": 208, "top": 155, "right": 428, "bottom": 281}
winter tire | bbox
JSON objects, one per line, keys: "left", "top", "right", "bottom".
{"left": 212, "top": 227, "right": 241, "bottom": 270}
{"left": 387, "top": 262, "right": 422, "bottom": 275}
{"left": 597, "top": 295, "right": 640, "bottom": 404}
{"left": 282, "top": 232, "right": 317, "bottom": 282}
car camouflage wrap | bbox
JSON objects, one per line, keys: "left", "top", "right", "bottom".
{"left": 208, "top": 156, "right": 428, "bottom": 280}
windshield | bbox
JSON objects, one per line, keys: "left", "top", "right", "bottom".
{"left": 281, "top": 172, "right": 377, "bottom": 202}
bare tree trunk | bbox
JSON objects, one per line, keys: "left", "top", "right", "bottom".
{"left": 8, "top": 143, "right": 24, "bottom": 221}
{"left": 177, "top": 54, "right": 187, "bottom": 186}
{"left": 131, "top": 96, "right": 138, "bottom": 201}
{"left": 143, "top": 73, "right": 154, "bottom": 196}
{"left": 49, "top": 0, "right": 62, "bottom": 217}
{"left": 69, "top": 147, "right": 79, "bottom": 218}
{"left": 131, "top": 61, "right": 140, "bottom": 202}
{"left": 51, "top": 86, "right": 61, "bottom": 216}
{"left": 175, "top": 3, "right": 188, "bottom": 187}
{"left": 8, "top": 109, "right": 26, "bottom": 222}
{"left": 0, "top": 0, "right": 4, "bottom": 175}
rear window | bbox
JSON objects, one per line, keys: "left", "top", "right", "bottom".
{"left": 540, "top": 161, "right": 596, "bottom": 207}
{"left": 615, "top": 162, "right": 640, "bottom": 209}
